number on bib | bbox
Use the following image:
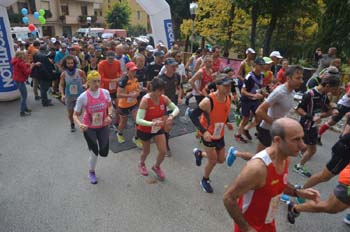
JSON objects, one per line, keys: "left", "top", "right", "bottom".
{"left": 69, "top": 84, "right": 78, "bottom": 95}
{"left": 92, "top": 112, "right": 103, "bottom": 127}
{"left": 212, "top": 123, "right": 224, "bottom": 139}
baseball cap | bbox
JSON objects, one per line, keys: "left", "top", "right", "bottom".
{"left": 146, "top": 45, "right": 154, "bottom": 52}
{"left": 270, "top": 51, "right": 283, "bottom": 58}
{"left": 154, "top": 51, "right": 165, "bottom": 57}
{"left": 50, "top": 37, "right": 56, "bottom": 44}
{"left": 106, "top": 51, "right": 115, "bottom": 57}
{"left": 223, "top": 66, "right": 234, "bottom": 73}
{"left": 216, "top": 74, "right": 234, "bottom": 85}
{"left": 246, "top": 48, "right": 256, "bottom": 54}
{"left": 126, "top": 62, "right": 137, "bottom": 71}
{"left": 263, "top": 57, "right": 273, "bottom": 64}
{"left": 165, "top": 58, "right": 178, "bottom": 66}
{"left": 254, "top": 57, "right": 266, "bottom": 65}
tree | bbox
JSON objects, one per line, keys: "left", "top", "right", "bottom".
{"left": 128, "top": 25, "right": 147, "bottom": 37}
{"left": 106, "top": 2, "right": 131, "bottom": 29}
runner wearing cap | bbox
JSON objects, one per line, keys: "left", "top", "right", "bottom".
{"left": 136, "top": 78, "right": 180, "bottom": 180}
{"left": 262, "top": 57, "right": 274, "bottom": 92}
{"left": 59, "top": 55, "right": 86, "bottom": 132}
{"left": 146, "top": 51, "right": 164, "bottom": 84}
{"left": 73, "top": 71, "right": 113, "bottom": 184}
{"left": 145, "top": 45, "right": 155, "bottom": 66}
{"left": 270, "top": 51, "right": 283, "bottom": 76}
{"left": 116, "top": 62, "right": 143, "bottom": 148}
{"left": 189, "top": 74, "right": 253, "bottom": 193}
{"left": 235, "top": 58, "right": 265, "bottom": 143}
{"left": 98, "top": 51, "right": 122, "bottom": 126}
{"left": 237, "top": 48, "right": 255, "bottom": 89}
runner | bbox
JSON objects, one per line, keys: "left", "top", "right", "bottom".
{"left": 136, "top": 78, "right": 179, "bottom": 180}
{"left": 116, "top": 62, "right": 143, "bottom": 148}
{"left": 59, "top": 55, "right": 86, "bottom": 132}
{"left": 294, "top": 74, "right": 340, "bottom": 177}
{"left": 189, "top": 75, "right": 252, "bottom": 193}
{"left": 223, "top": 118, "right": 320, "bottom": 232}
{"left": 255, "top": 65, "right": 304, "bottom": 152}
{"left": 73, "top": 70, "right": 113, "bottom": 184}
{"left": 235, "top": 58, "right": 265, "bottom": 143}
{"left": 237, "top": 48, "right": 255, "bottom": 90}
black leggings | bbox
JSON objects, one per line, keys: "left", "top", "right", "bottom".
{"left": 83, "top": 126, "right": 109, "bottom": 157}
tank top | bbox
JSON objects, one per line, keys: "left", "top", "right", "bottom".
{"left": 242, "top": 59, "right": 253, "bottom": 77}
{"left": 118, "top": 77, "right": 139, "bottom": 108}
{"left": 234, "top": 150, "right": 289, "bottom": 232}
{"left": 212, "top": 58, "right": 221, "bottom": 73}
{"left": 137, "top": 94, "right": 166, "bottom": 133}
{"left": 199, "top": 93, "right": 231, "bottom": 140}
{"left": 200, "top": 67, "right": 213, "bottom": 90}
{"left": 64, "top": 70, "right": 84, "bottom": 97}
{"left": 82, "top": 89, "right": 109, "bottom": 129}
{"left": 338, "top": 165, "right": 350, "bottom": 186}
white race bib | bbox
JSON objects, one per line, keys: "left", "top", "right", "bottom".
{"left": 212, "top": 123, "right": 224, "bottom": 139}
{"left": 69, "top": 84, "right": 78, "bottom": 95}
{"left": 127, "top": 91, "right": 136, "bottom": 103}
{"left": 109, "top": 81, "right": 117, "bottom": 90}
{"left": 265, "top": 194, "right": 281, "bottom": 224}
{"left": 92, "top": 112, "right": 103, "bottom": 127}
{"left": 151, "top": 117, "right": 163, "bottom": 133}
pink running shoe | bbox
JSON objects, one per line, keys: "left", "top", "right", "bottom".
{"left": 139, "top": 163, "right": 148, "bottom": 176}
{"left": 152, "top": 165, "right": 165, "bottom": 181}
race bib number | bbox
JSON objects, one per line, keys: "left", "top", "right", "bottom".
{"left": 92, "top": 112, "right": 103, "bottom": 127}
{"left": 69, "top": 84, "right": 78, "bottom": 95}
{"left": 265, "top": 194, "right": 281, "bottom": 224}
{"left": 109, "top": 81, "right": 117, "bottom": 90}
{"left": 151, "top": 117, "right": 163, "bottom": 133}
{"left": 212, "top": 123, "right": 224, "bottom": 139}
{"left": 127, "top": 92, "right": 136, "bottom": 103}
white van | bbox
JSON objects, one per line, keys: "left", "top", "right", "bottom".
{"left": 75, "top": 28, "right": 104, "bottom": 38}
{"left": 11, "top": 27, "right": 41, "bottom": 41}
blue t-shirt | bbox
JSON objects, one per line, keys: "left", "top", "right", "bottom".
{"left": 54, "top": 50, "right": 68, "bottom": 64}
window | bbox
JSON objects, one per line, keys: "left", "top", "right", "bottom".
{"left": 137, "top": 11, "right": 141, "bottom": 20}
{"left": 81, "top": 5, "right": 88, "bottom": 16}
{"left": 61, "top": 5, "right": 69, "bottom": 16}
{"left": 17, "top": 2, "right": 29, "bottom": 12}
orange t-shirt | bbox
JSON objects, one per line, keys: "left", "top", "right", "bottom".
{"left": 98, "top": 60, "right": 122, "bottom": 93}
{"left": 263, "top": 71, "right": 273, "bottom": 87}
{"left": 26, "top": 45, "right": 38, "bottom": 63}
{"left": 338, "top": 164, "right": 349, "bottom": 186}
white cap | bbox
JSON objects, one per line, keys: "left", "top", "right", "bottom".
{"left": 146, "top": 45, "right": 154, "bottom": 52}
{"left": 51, "top": 37, "right": 56, "bottom": 43}
{"left": 246, "top": 48, "right": 256, "bottom": 54}
{"left": 270, "top": 51, "right": 283, "bottom": 58}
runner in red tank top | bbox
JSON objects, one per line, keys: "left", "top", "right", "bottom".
{"left": 224, "top": 118, "right": 320, "bottom": 232}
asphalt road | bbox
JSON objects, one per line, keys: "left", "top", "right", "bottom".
{"left": 0, "top": 89, "right": 349, "bottom": 232}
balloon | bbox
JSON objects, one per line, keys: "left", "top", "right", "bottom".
{"left": 34, "top": 12, "right": 40, "bottom": 19}
{"left": 38, "top": 15, "right": 44, "bottom": 21}
{"left": 39, "top": 9, "right": 45, "bottom": 16}
{"left": 22, "top": 17, "right": 29, "bottom": 24}
{"left": 21, "top": 8, "right": 28, "bottom": 16}
{"left": 39, "top": 18, "right": 46, "bottom": 25}
{"left": 28, "top": 24, "right": 35, "bottom": 32}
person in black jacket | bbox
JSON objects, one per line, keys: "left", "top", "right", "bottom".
{"left": 32, "top": 45, "right": 55, "bottom": 106}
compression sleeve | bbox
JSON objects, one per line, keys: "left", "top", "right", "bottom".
{"left": 136, "top": 109, "right": 153, "bottom": 126}
{"left": 167, "top": 102, "right": 180, "bottom": 117}
{"left": 189, "top": 107, "right": 209, "bottom": 133}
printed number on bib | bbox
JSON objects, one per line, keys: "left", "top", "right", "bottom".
{"left": 151, "top": 117, "right": 163, "bottom": 133}
{"left": 69, "top": 84, "right": 78, "bottom": 95}
{"left": 109, "top": 81, "right": 117, "bottom": 90}
{"left": 265, "top": 194, "right": 281, "bottom": 224}
{"left": 92, "top": 112, "right": 103, "bottom": 127}
{"left": 212, "top": 123, "right": 224, "bottom": 139}
{"left": 127, "top": 92, "right": 136, "bottom": 103}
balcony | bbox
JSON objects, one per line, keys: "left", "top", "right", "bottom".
{"left": 59, "top": 15, "right": 78, "bottom": 25}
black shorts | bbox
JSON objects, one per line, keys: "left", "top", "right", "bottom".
{"left": 334, "top": 183, "right": 350, "bottom": 205}
{"left": 303, "top": 127, "right": 318, "bottom": 145}
{"left": 257, "top": 126, "right": 272, "bottom": 147}
{"left": 241, "top": 100, "right": 260, "bottom": 117}
{"left": 118, "top": 104, "right": 138, "bottom": 116}
{"left": 137, "top": 129, "right": 165, "bottom": 141}
{"left": 201, "top": 137, "right": 225, "bottom": 150}
{"left": 332, "top": 104, "right": 350, "bottom": 123}
{"left": 83, "top": 126, "right": 109, "bottom": 157}
{"left": 110, "top": 92, "right": 117, "bottom": 100}
{"left": 326, "top": 141, "right": 350, "bottom": 175}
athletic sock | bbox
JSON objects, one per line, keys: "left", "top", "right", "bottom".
{"left": 89, "top": 151, "right": 98, "bottom": 171}
{"left": 318, "top": 123, "right": 329, "bottom": 136}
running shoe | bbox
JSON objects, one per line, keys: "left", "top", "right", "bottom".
{"left": 20, "top": 111, "right": 31, "bottom": 117}
{"left": 70, "top": 123, "right": 76, "bottom": 132}
{"left": 200, "top": 178, "right": 213, "bottom": 193}
{"left": 34, "top": 96, "right": 41, "bottom": 101}
{"left": 24, "top": 108, "right": 32, "bottom": 113}
{"left": 226, "top": 146, "right": 236, "bottom": 167}
{"left": 293, "top": 164, "right": 312, "bottom": 178}
{"left": 88, "top": 171, "right": 98, "bottom": 184}
{"left": 133, "top": 137, "right": 143, "bottom": 149}
{"left": 316, "top": 136, "right": 323, "bottom": 146}
{"left": 117, "top": 134, "right": 125, "bottom": 143}
{"left": 243, "top": 129, "right": 252, "bottom": 140}
{"left": 344, "top": 213, "right": 350, "bottom": 225}
{"left": 280, "top": 194, "right": 290, "bottom": 202}
{"left": 152, "top": 165, "right": 165, "bottom": 181}
{"left": 234, "top": 134, "right": 247, "bottom": 143}
{"left": 138, "top": 163, "right": 148, "bottom": 176}
{"left": 193, "top": 148, "right": 203, "bottom": 166}
{"left": 287, "top": 201, "right": 300, "bottom": 224}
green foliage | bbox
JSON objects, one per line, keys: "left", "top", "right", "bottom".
{"left": 106, "top": 2, "right": 131, "bottom": 29}
{"left": 128, "top": 25, "right": 147, "bottom": 37}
